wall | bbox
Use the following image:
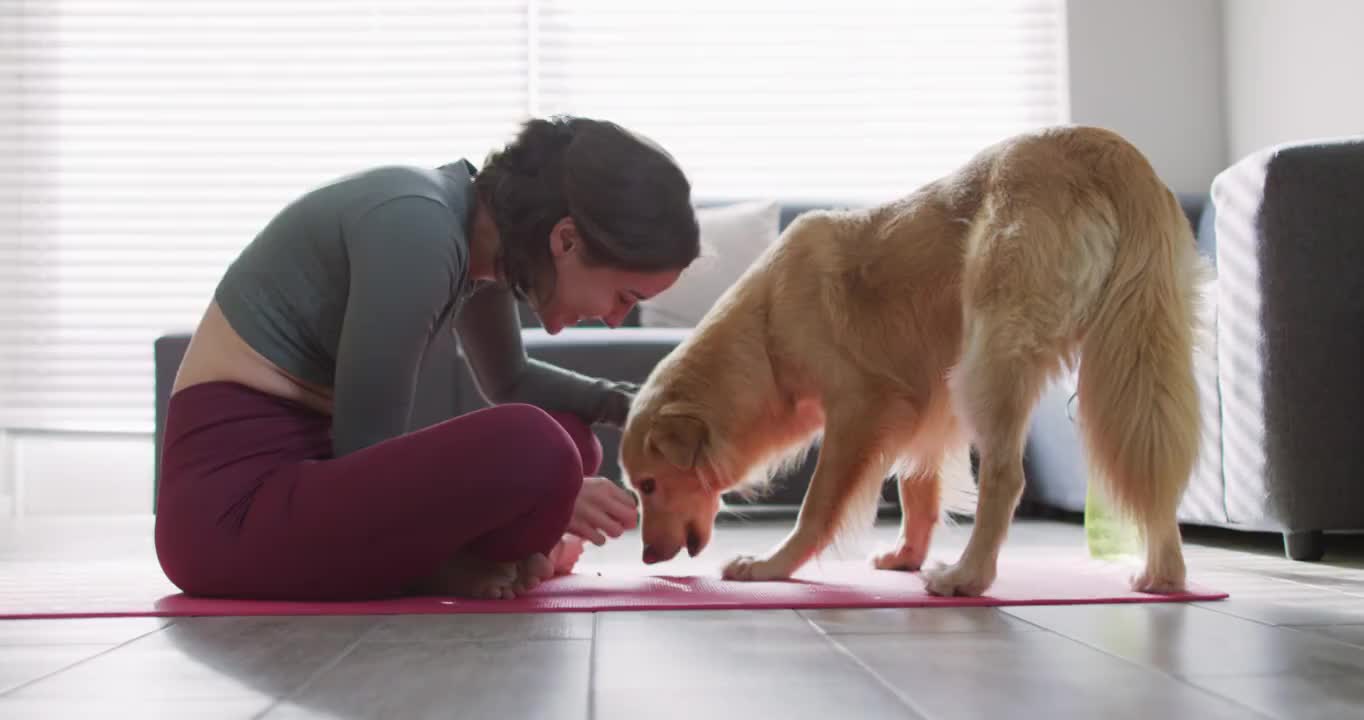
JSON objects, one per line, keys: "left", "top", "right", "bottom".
{"left": 1222, "top": 0, "right": 1364, "bottom": 161}
{"left": 1065, "top": 0, "right": 1228, "bottom": 196}
{"left": 1, "top": 430, "right": 154, "bottom": 517}
{"left": 0, "top": 432, "right": 11, "bottom": 516}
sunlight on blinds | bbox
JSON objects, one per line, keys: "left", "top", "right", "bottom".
{"left": 1, "top": 0, "right": 529, "bottom": 430}
{"left": 0, "top": 0, "right": 1065, "bottom": 432}
{"left": 538, "top": 0, "right": 1066, "bottom": 201}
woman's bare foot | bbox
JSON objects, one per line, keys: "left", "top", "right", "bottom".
{"left": 513, "top": 553, "right": 556, "bottom": 595}
{"left": 414, "top": 550, "right": 560, "bottom": 599}
{"left": 549, "top": 534, "right": 585, "bottom": 576}
{"left": 417, "top": 552, "right": 519, "bottom": 600}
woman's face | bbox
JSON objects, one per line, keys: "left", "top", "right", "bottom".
{"left": 529, "top": 218, "right": 683, "bottom": 335}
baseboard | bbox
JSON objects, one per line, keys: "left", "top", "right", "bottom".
{"left": 717, "top": 501, "right": 902, "bottom": 523}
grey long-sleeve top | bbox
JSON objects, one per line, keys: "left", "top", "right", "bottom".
{"left": 213, "top": 160, "right": 632, "bottom": 456}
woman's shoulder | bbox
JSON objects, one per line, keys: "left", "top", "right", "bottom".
{"left": 330, "top": 164, "right": 459, "bottom": 204}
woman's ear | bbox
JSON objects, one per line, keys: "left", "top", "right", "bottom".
{"left": 550, "top": 217, "right": 579, "bottom": 257}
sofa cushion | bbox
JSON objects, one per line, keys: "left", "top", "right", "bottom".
{"left": 639, "top": 199, "right": 781, "bottom": 328}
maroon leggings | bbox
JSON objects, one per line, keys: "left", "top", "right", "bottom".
{"left": 154, "top": 381, "right": 601, "bottom": 601}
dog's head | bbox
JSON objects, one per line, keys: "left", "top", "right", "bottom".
{"left": 620, "top": 398, "right": 728, "bottom": 565}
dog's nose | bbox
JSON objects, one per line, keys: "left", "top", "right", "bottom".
{"left": 686, "top": 527, "right": 704, "bottom": 557}
{"left": 644, "top": 545, "right": 681, "bottom": 565}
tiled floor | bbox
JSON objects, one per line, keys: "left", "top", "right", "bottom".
{"left": 1, "top": 515, "right": 1362, "bottom": 719}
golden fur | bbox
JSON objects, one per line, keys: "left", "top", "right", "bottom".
{"left": 620, "top": 126, "right": 1205, "bottom": 596}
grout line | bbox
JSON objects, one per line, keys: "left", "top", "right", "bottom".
{"left": 0, "top": 619, "right": 175, "bottom": 698}
{"left": 586, "top": 612, "right": 600, "bottom": 720}
{"left": 799, "top": 612, "right": 933, "bottom": 720}
{"left": 1188, "top": 579, "right": 1364, "bottom": 626}
{"left": 251, "top": 617, "right": 381, "bottom": 720}
{"left": 1277, "top": 623, "right": 1364, "bottom": 652}
{"left": 999, "top": 605, "right": 1280, "bottom": 720}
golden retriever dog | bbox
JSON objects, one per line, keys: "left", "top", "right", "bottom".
{"left": 620, "top": 125, "right": 1204, "bottom": 596}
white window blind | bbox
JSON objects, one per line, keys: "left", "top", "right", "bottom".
{"left": 1, "top": 0, "right": 1065, "bottom": 433}
{"left": 537, "top": 0, "right": 1067, "bottom": 201}
{"left": 1, "top": 0, "right": 531, "bottom": 432}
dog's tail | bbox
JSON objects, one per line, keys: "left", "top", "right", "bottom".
{"left": 1075, "top": 181, "right": 1205, "bottom": 534}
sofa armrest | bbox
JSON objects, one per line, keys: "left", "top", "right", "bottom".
{"left": 1212, "top": 137, "right": 1364, "bottom": 530}
{"left": 525, "top": 328, "right": 693, "bottom": 481}
{"left": 153, "top": 333, "right": 193, "bottom": 510}
{"left": 519, "top": 328, "right": 692, "bottom": 381}
{"left": 452, "top": 327, "right": 692, "bottom": 482}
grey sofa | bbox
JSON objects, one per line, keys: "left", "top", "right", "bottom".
{"left": 1024, "top": 138, "right": 1364, "bottom": 560}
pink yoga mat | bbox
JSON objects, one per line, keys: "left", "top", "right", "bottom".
{"left": 1, "top": 558, "right": 1225, "bottom": 619}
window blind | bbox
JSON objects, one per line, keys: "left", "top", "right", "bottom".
{"left": 0, "top": 0, "right": 531, "bottom": 431}
{"left": 536, "top": 0, "right": 1067, "bottom": 200}
{"left": 0, "top": 0, "right": 1065, "bottom": 432}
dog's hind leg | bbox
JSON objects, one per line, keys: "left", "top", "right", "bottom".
{"left": 873, "top": 435, "right": 973, "bottom": 571}
{"left": 872, "top": 461, "right": 941, "bottom": 572}
{"left": 922, "top": 316, "right": 1054, "bottom": 597}
{"left": 723, "top": 399, "right": 904, "bottom": 582}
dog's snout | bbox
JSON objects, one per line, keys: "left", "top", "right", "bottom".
{"left": 644, "top": 543, "right": 683, "bottom": 565}
{"left": 686, "top": 526, "right": 704, "bottom": 557}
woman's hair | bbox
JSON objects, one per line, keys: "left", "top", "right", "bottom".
{"left": 473, "top": 116, "right": 700, "bottom": 301}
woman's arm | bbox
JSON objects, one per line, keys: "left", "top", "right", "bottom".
{"left": 331, "top": 197, "right": 460, "bottom": 456}
{"left": 454, "top": 284, "right": 635, "bottom": 427}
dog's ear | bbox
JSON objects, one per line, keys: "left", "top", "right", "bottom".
{"left": 646, "top": 404, "right": 709, "bottom": 470}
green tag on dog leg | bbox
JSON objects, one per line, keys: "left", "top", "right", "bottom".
{"left": 1085, "top": 483, "right": 1141, "bottom": 559}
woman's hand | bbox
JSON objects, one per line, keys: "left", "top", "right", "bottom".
{"left": 568, "top": 476, "right": 639, "bottom": 546}
{"left": 549, "top": 534, "right": 585, "bottom": 576}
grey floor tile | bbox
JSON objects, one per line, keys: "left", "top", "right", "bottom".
{"left": 0, "top": 697, "right": 268, "bottom": 719}
{"left": 0, "top": 645, "right": 110, "bottom": 695}
{"left": 1188, "top": 673, "right": 1364, "bottom": 720}
{"left": 1003, "top": 603, "right": 1364, "bottom": 678}
{"left": 263, "top": 639, "right": 590, "bottom": 720}
{"left": 365, "top": 612, "right": 592, "bottom": 643}
{"left": 593, "top": 610, "right": 920, "bottom": 720}
{"left": 836, "top": 630, "right": 1263, "bottom": 720}
{"left": 801, "top": 606, "right": 1036, "bottom": 635}
{"left": 0, "top": 618, "right": 168, "bottom": 645}
{"left": 1293, "top": 623, "right": 1364, "bottom": 648}
{"left": 1253, "top": 567, "right": 1364, "bottom": 595}
{"left": 5, "top": 616, "right": 374, "bottom": 701}
{"left": 1195, "top": 594, "right": 1364, "bottom": 626}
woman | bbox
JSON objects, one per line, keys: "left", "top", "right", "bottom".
{"left": 155, "top": 116, "right": 700, "bottom": 601}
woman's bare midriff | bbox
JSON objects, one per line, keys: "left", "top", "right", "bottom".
{"left": 171, "top": 301, "right": 335, "bottom": 416}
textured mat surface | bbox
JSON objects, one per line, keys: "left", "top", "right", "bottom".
{"left": 0, "top": 558, "right": 1225, "bottom": 618}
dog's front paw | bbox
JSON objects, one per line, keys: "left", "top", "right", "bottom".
{"left": 871, "top": 541, "right": 929, "bottom": 572}
{"left": 921, "top": 560, "right": 996, "bottom": 597}
{"left": 722, "top": 554, "right": 793, "bottom": 582}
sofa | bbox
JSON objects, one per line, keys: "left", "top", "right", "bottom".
{"left": 1024, "top": 137, "right": 1364, "bottom": 560}
{"left": 154, "top": 140, "right": 1363, "bottom": 559}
